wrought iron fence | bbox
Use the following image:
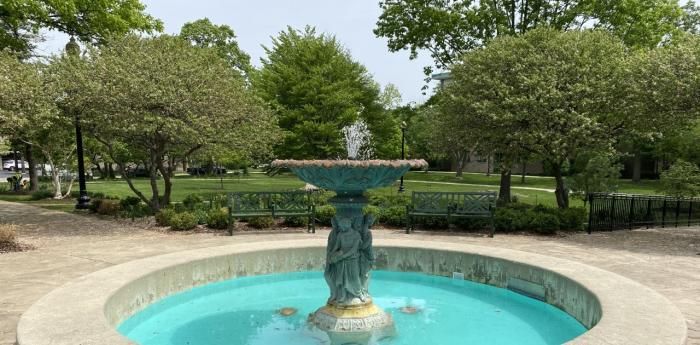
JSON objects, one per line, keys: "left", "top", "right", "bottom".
{"left": 588, "top": 193, "right": 700, "bottom": 233}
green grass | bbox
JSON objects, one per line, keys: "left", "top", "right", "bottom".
{"left": 0, "top": 170, "right": 662, "bottom": 211}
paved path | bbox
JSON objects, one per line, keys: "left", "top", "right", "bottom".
{"left": 403, "top": 179, "right": 556, "bottom": 192}
{"left": 1, "top": 201, "right": 698, "bottom": 345}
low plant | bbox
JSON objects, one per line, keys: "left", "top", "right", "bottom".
{"left": 527, "top": 211, "right": 560, "bottom": 235}
{"left": 155, "top": 208, "right": 177, "bottom": 226}
{"left": 206, "top": 208, "right": 229, "bottom": 229}
{"left": 30, "top": 189, "right": 53, "bottom": 200}
{"left": 556, "top": 207, "right": 587, "bottom": 231}
{"left": 247, "top": 216, "right": 274, "bottom": 229}
{"left": 96, "top": 199, "right": 121, "bottom": 216}
{"left": 283, "top": 216, "right": 308, "bottom": 227}
{"left": 182, "top": 193, "right": 204, "bottom": 210}
{"left": 193, "top": 208, "right": 209, "bottom": 225}
{"left": 316, "top": 205, "right": 336, "bottom": 226}
{"left": 0, "top": 223, "right": 17, "bottom": 243}
{"left": 169, "top": 212, "right": 198, "bottom": 231}
{"left": 379, "top": 206, "right": 407, "bottom": 227}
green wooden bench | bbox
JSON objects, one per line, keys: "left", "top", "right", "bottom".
{"left": 227, "top": 191, "right": 316, "bottom": 235}
{"left": 406, "top": 191, "right": 497, "bottom": 237}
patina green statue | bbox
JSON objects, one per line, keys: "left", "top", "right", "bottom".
{"left": 271, "top": 159, "right": 427, "bottom": 339}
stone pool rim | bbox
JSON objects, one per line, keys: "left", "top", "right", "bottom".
{"left": 16, "top": 239, "right": 687, "bottom": 345}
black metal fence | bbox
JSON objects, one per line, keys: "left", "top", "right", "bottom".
{"left": 588, "top": 193, "right": 700, "bottom": 233}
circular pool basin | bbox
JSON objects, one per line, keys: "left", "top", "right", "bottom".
{"left": 16, "top": 240, "right": 688, "bottom": 345}
{"left": 119, "top": 271, "right": 586, "bottom": 345}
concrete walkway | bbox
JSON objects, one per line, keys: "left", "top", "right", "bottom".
{"left": 1, "top": 200, "right": 699, "bottom": 345}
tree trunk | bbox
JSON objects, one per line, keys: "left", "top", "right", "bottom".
{"left": 454, "top": 151, "right": 467, "bottom": 178}
{"left": 107, "top": 163, "right": 115, "bottom": 179}
{"left": 520, "top": 160, "right": 526, "bottom": 184}
{"left": 499, "top": 168, "right": 512, "bottom": 205}
{"left": 486, "top": 154, "right": 492, "bottom": 177}
{"left": 25, "top": 143, "right": 38, "bottom": 192}
{"left": 13, "top": 151, "right": 18, "bottom": 172}
{"left": 632, "top": 152, "right": 642, "bottom": 184}
{"left": 553, "top": 164, "right": 569, "bottom": 209}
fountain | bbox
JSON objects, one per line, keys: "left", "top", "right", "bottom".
{"left": 272, "top": 156, "right": 426, "bottom": 342}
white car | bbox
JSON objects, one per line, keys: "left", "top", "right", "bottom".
{"left": 3, "top": 160, "right": 28, "bottom": 171}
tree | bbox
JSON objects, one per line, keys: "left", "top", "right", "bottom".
{"left": 375, "top": 0, "right": 700, "bottom": 76}
{"left": 443, "top": 29, "right": 630, "bottom": 208}
{"left": 0, "top": 51, "right": 77, "bottom": 197}
{"left": 568, "top": 153, "right": 622, "bottom": 205}
{"left": 253, "top": 26, "right": 393, "bottom": 159}
{"left": 658, "top": 160, "right": 700, "bottom": 197}
{"left": 59, "top": 35, "right": 279, "bottom": 211}
{"left": 179, "top": 18, "right": 252, "bottom": 79}
{"left": 0, "top": 0, "right": 162, "bottom": 56}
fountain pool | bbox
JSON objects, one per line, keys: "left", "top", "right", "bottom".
{"left": 118, "top": 270, "right": 586, "bottom": 345}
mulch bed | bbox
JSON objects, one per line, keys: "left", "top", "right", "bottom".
{"left": 0, "top": 241, "right": 36, "bottom": 254}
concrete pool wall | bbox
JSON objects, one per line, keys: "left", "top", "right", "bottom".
{"left": 16, "top": 239, "right": 687, "bottom": 345}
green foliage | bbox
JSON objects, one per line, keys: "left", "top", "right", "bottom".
{"left": 442, "top": 28, "right": 629, "bottom": 208}
{"left": 316, "top": 205, "right": 336, "bottom": 226}
{"left": 182, "top": 194, "right": 204, "bottom": 210}
{"left": 57, "top": 35, "right": 279, "bottom": 211}
{"left": 96, "top": 199, "right": 121, "bottom": 216}
{"left": 362, "top": 205, "right": 381, "bottom": 217}
{"left": 169, "top": 212, "right": 198, "bottom": 231}
{"left": 568, "top": 153, "right": 622, "bottom": 204}
{"left": 556, "top": 207, "right": 587, "bottom": 231}
{"left": 528, "top": 211, "right": 560, "bottom": 235}
{"left": 375, "top": 0, "right": 699, "bottom": 77}
{"left": 247, "top": 216, "right": 274, "bottom": 229}
{"left": 0, "top": 0, "right": 163, "bottom": 56}
{"left": 283, "top": 216, "right": 308, "bottom": 227}
{"left": 179, "top": 18, "right": 252, "bottom": 78}
{"left": 30, "top": 190, "right": 53, "bottom": 200}
{"left": 378, "top": 206, "right": 406, "bottom": 227}
{"left": 658, "top": 160, "right": 700, "bottom": 197}
{"left": 155, "top": 208, "right": 177, "bottom": 227}
{"left": 206, "top": 208, "right": 229, "bottom": 229}
{"left": 252, "top": 26, "right": 393, "bottom": 159}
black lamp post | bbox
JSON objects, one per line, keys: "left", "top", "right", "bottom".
{"left": 398, "top": 121, "right": 407, "bottom": 193}
{"left": 66, "top": 37, "right": 90, "bottom": 209}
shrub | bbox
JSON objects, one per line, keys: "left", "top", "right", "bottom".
{"left": 155, "top": 208, "right": 177, "bottom": 226}
{"left": 363, "top": 205, "right": 381, "bottom": 217}
{"left": 119, "top": 196, "right": 142, "bottom": 208}
{"left": 247, "top": 216, "right": 274, "bottom": 229}
{"left": 316, "top": 205, "right": 336, "bottom": 226}
{"left": 379, "top": 206, "right": 406, "bottom": 227}
{"left": 97, "top": 199, "right": 121, "bottom": 216}
{"left": 556, "top": 207, "right": 587, "bottom": 230}
{"left": 0, "top": 224, "right": 17, "bottom": 243}
{"left": 528, "top": 211, "right": 560, "bottom": 235}
{"left": 88, "top": 198, "right": 103, "bottom": 212}
{"left": 658, "top": 159, "right": 700, "bottom": 197}
{"left": 192, "top": 208, "right": 209, "bottom": 224}
{"left": 182, "top": 194, "right": 204, "bottom": 210}
{"left": 169, "top": 212, "right": 198, "bottom": 231}
{"left": 30, "top": 190, "right": 53, "bottom": 200}
{"left": 206, "top": 209, "right": 229, "bottom": 229}
{"left": 283, "top": 216, "right": 308, "bottom": 227}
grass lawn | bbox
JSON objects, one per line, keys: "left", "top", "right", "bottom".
{"left": 0, "top": 170, "right": 662, "bottom": 210}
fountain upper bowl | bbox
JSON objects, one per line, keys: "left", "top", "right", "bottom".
{"left": 272, "top": 159, "right": 428, "bottom": 192}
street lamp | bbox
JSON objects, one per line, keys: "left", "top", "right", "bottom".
{"left": 66, "top": 37, "right": 90, "bottom": 209}
{"left": 398, "top": 121, "right": 407, "bottom": 193}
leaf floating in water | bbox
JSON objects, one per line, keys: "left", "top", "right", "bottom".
{"left": 278, "top": 307, "right": 298, "bottom": 316}
{"left": 399, "top": 306, "right": 420, "bottom": 314}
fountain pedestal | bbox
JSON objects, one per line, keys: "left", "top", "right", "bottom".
{"left": 272, "top": 159, "right": 427, "bottom": 342}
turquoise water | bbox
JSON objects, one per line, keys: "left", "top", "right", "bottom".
{"left": 118, "top": 271, "right": 586, "bottom": 345}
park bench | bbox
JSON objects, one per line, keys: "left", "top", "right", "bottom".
{"left": 227, "top": 191, "right": 316, "bottom": 235}
{"left": 406, "top": 191, "right": 497, "bottom": 237}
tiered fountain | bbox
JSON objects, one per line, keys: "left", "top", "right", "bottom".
{"left": 272, "top": 121, "right": 427, "bottom": 343}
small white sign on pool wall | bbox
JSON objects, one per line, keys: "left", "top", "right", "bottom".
{"left": 452, "top": 272, "right": 465, "bottom": 280}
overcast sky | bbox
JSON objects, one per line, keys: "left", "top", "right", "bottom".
{"left": 36, "top": 0, "right": 436, "bottom": 105}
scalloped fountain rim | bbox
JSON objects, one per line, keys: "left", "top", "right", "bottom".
{"left": 272, "top": 159, "right": 429, "bottom": 169}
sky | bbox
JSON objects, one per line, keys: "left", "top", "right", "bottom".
{"left": 36, "top": 0, "right": 436, "bottom": 105}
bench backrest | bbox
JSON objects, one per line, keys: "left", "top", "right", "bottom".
{"left": 411, "top": 191, "right": 497, "bottom": 214}
{"left": 228, "top": 191, "right": 313, "bottom": 214}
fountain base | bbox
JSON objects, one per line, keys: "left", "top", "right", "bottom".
{"left": 309, "top": 300, "right": 394, "bottom": 342}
